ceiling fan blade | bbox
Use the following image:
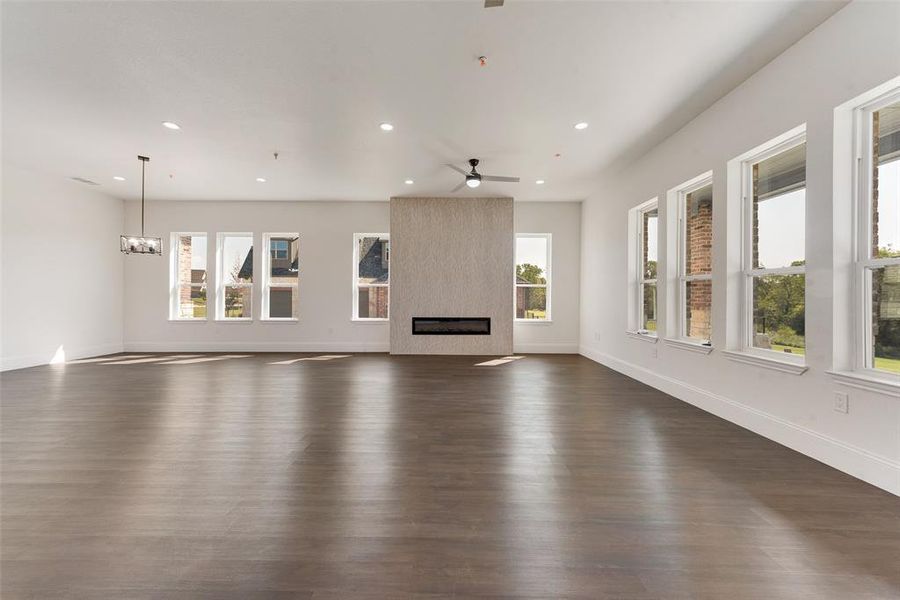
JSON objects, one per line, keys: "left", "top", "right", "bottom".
{"left": 451, "top": 181, "right": 467, "bottom": 193}
{"left": 445, "top": 163, "right": 469, "bottom": 176}
{"left": 484, "top": 0, "right": 504, "bottom": 7}
{"left": 481, "top": 175, "right": 520, "bottom": 183}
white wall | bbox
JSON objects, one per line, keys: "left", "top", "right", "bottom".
{"left": 580, "top": 1, "right": 900, "bottom": 495}
{"left": 515, "top": 201, "right": 581, "bottom": 353}
{"left": 1, "top": 164, "right": 124, "bottom": 370}
{"left": 123, "top": 200, "right": 581, "bottom": 353}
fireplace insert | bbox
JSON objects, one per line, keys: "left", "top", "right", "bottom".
{"left": 411, "top": 317, "right": 491, "bottom": 335}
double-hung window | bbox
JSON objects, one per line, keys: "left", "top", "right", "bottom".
{"left": 855, "top": 94, "right": 900, "bottom": 375}
{"left": 263, "top": 234, "right": 299, "bottom": 320}
{"left": 741, "top": 130, "right": 807, "bottom": 360}
{"left": 170, "top": 233, "right": 207, "bottom": 320}
{"left": 217, "top": 233, "right": 253, "bottom": 320}
{"left": 633, "top": 201, "right": 659, "bottom": 335}
{"left": 515, "top": 233, "right": 551, "bottom": 321}
{"left": 353, "top": 234, "right": 390, "bottom": 320}
{"left": 673, "top": 176, "right": 713, "bottom": 344}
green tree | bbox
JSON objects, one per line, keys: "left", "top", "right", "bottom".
{"left": 754, "top": 260, "right": 805, "bottom": 341}
{"left": 516, "top": 263, "right": 546, "bottom": 284}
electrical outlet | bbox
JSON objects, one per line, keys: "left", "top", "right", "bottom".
{"left": 833, "top": 391, "right": 849, "bottom": 414}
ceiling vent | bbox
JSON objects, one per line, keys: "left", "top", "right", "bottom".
{"left": 71, "top": 177, "right": 99, "bottom": 185}
{"left": 484, "top": 0, "right": 504, "bottom": 7}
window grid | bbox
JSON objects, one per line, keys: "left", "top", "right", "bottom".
{"left": 170, "top": 233, "right": 207, "bottom": 321}
{"left": 741, "top": 131, "right": 806, "bottom": 363}
{"left": 262, "top": 233, "right": 299, "bottom": 320}
{"left": 637, "top": 203, "right": 658, "bottom": 335}
{"left": 855, "top": 91, "right": 900, "bottom": 375}
{"left": 676, "top": 177, "right": 713, "bottom": 343}
{"left": 352, "top": 233, "right": 390, "bottom": 321}
{"left": 515, "top": 233, "right": 552, "bottom": 322}
{"left": 217, "top": 233, "right": 254, "bottom": 320}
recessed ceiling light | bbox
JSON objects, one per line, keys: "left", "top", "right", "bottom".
{"left": 404, "top": 179, "right": 414, "bottom": 185}
{"left": 574, "top": 122, "right": 589, "bottom": 130}
{"left": 256, "top": 177, "right": 267, "bottom": 183}
{"left": 379, "top": 122, "right": 394, "bottom": 131}
{"left": 113, "top": 176, "right": 126, "bottom": 181}
{"left": 162, "top": 121, "right": 181, "bottom": 130}
{"left": 535, "top": 179, "right": 545, "bottom": 185}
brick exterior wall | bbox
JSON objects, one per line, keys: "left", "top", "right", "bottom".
{"left": 685, "top": 190, "right": 712, "bottom": 339}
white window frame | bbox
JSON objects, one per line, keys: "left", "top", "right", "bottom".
{"left": 670, "top": 173, "right": 713, "bottom": 345}
{"left": 629, "top": 199, "right": 658, "bottom": 338}
{"left": 216, "top": 232, "right": 254, "bottom": 321}
{"left": 169, "top": 232, "right": 208, "bottom": 321}
{"left": 739, "top": 128, "right": 806, "bottom": 366}
{"left": 514, "top": 233, "right": 552, "bottom": 322}
{"left": 513, "top": 233, "right": 553, "bottom": 323}
{"left": 352, "top": 233, "right": 390, "bottom": 322}
{"left": 853, "top": 89, "right": 900, "bottom": 376}
{"left": 262, "top": 233, "right": 299, "bottom": 321}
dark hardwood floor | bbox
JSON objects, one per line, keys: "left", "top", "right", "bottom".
{"left": 2, "top": 353, "right": 898, "bottom": 599}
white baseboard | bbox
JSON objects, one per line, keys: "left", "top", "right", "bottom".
{"left": 124, "top": 341, "right": 390, "bottom": 353}
{"left": 579, "top": 345, "right": 900, "bottom": 496}
{"left": 514, "top": 342, "right": 579, "bottom": 354}
{"left": 1, "top": 342, "right": 124, "bottom": 372}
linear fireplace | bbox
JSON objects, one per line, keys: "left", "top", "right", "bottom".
{"left": 412, "top": 317, "right": 491, "bottom": 335}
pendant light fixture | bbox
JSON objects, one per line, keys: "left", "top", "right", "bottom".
{"left": 120, "top": 155, "right": 162, "bottom": 255}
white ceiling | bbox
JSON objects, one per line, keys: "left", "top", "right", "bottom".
{"left": 1, "top": 1, "right": 844, "bottom": 202}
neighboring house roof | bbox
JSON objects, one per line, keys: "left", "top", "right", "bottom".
{"left": 359, "top": 238, "right": 389, "bottom": 284}
{"left": 237, "top": 248, "right": 298, "bottom": 280}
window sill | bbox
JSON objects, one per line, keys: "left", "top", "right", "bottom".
{"left": 626, "top": 331, "right": 658, "bottom": 343}
{"left": 722, "top": 349, "right": 808, "bottom": 375}
{"left": 827, "top": 370, "right": 900, "bottom": 398}
{"left": 214, "top": 318, "right": 253, "bottom": 323}
{"left": 515, "top": 319, "right": 553, "bottom": 324}
{"left": 664, "top": 338, "right": 713, "bottom": 354}
{"left": 261, "top": 318, "right": 298, "bottom": 322}
{"left": 352, "top": 318, "right": 389, "bottom": 323}
{"left": 168, "top": 318, "right": 207, "bottom": 323}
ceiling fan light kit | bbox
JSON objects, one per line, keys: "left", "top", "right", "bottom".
{"left": 120, "top": 155, "right": 162, "bottom": 255}
{"left": 447, "top": 158, "right": 520, "bottom": 193}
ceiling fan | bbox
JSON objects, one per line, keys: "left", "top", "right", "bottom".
{"left": 446, "top": 158, "right": 520, "bottom": 192}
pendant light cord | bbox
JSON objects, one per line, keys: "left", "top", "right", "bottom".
{"left": 141, "top": 158, "right": 145, "bottom": 236}
{"left": 138, "top": 155, "right": 149, "bottom": 237}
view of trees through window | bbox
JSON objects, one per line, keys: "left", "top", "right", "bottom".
{"left": 641, "top": 208, "right": 658, "bottom": 332}
{"left": 515, "top": 235, "right": 550, "bottom": 320}
{"left": 221, "top": 235, "right": 253, "bottom": 319}
{"left": 750, "top": 141, "right": 806, "bottom": 356}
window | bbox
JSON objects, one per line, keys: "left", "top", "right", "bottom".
{"left": 170, "top": 233, "right": 207, "bottom": 320}
{"left": 263, "top": 234, "right": 299, "bottom": 320}
{"left": 629, "top": 201, "right": 658, "bottom": 335}
{"left": 353, "top": 234, "right": 389, "bottom": 320}
{"left": 217, "top": 233, "right": 253, "bottom": 320}
{"left": 671, "top": 176, "right": 713, "bottom": 344}
{"left": 856, "top": 94, "right": 900, "bottom": 375}
{"left": 742, "top": 131, "right": 806, "bottom": 360}
{"left": 271, "top": 239, "right": 289, "bottom": 260}
{"left": 515, "top": 234, "right": 551, "bottom": 321}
